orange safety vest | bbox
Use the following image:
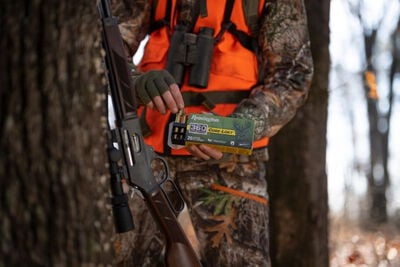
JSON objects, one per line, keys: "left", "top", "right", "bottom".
{"left": 138, "top": 0, "right": 269, "bottom": 155}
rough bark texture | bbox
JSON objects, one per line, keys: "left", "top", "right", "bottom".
{"left": 0, "top": 1, "right": 114, "bottom": 266}
{"left": 268, "top": 0, "right": 330, "bottom": 266}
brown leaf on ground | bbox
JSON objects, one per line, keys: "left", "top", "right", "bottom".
{"left": 347, "top": 250, "right": 364, "bottom": 264}
{"left": 330, "top": 215, "right": 400, "bottom": 267}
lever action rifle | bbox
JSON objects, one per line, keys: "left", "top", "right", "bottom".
{"left": 98, "top": 1, "right": 201, "bottom": 266}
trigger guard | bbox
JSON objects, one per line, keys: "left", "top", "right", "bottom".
{"left": 152, "top": 156, "right": 185, "bottom": 215}
{"left": 153, "top": 156, "right": 170, "bottom": 184}
{"left": 160, "top": 178, "right": 186, "bottom": 215}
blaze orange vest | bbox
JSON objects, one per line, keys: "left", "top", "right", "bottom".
{"left": 138, "top": 0, "right": 269, "bottom": 155}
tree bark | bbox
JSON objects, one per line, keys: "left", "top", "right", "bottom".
{"left": 0, "top": 1, "right": 114, "bottom": 266}
{"left": 268, "top": 0, "right": 330, "bottom": 266}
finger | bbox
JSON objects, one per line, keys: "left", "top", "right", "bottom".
{"left": 163, "top": 70, "right": 177, "bottom": 86}
{"left": 152, "top": 95, "right": 167, "bottom": 114}
{"left": 169, "top": 83, "right": 184, "bottom": 109}
{"left": 161, "top": 90, "right": 178, "bottom": 113}
{"left": 163, "top": 72, "right": 184, "bottom": 109}
{"left": 146, "top": 80, "right": 167, "bottom": 114}
{"left": 136, "top": 77, "right": 152, "bottom": 105}
{"left": 138, "top": 89, "right": 152, "bottom": 105}
{"left": 187, "top": 145, "right": 210, "bottom": 160}
{"left": 146, "top": 101, "right": 154, "bottom": 110}
{"left": 198, "top": 145, "right": 223, "bottom": 160}
{"left": 154, "top": 76, "right": 171, "bottom": 95}
{"left": 147, "top": 79, "right": 164, "bottom": 99}
{"left": 154, "top": 76, "right": 179, "bottom": 113}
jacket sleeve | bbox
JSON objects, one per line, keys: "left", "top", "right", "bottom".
{"left": 110, "top": 0, "right": 151, "bottom": 58}
{"left": 231, "top": 0, "right": 314, "bottom": 139}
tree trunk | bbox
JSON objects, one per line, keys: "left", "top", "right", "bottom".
{"left": 268, "top": 0, "right": 330, "bottom": 266}
{"left": 363, "top": 29, "right": 389, "bottom": 226}
{"left": 0, "top": 1, "right": 114, "bottom": 266}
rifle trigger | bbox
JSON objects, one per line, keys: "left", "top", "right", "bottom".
{"left": 130, "top": 188, "right": 144, "bottom": 199}
{"left": 128, "top": 188, "right": 135, "bottom": 198}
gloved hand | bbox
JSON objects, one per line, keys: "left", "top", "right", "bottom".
{"left": 133, "top": 70, "right": 184, "bottom": 114}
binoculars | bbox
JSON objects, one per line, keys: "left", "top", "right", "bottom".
{"left": 166, "top": 25, "right": 215, "bottom": 88}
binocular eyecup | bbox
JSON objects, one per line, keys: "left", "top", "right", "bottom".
{"left": 166, "top": 26, "right": 215, "bottom": 88}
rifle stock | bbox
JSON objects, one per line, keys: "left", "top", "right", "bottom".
{"left": 146, "top": 189, "right": 201, "bottom": 267}
{"left": 98, "top": 0, "right": 201, "bottom": 266}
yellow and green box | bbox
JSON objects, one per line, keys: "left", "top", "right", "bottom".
{"left": 185, "top": 114, "right": 255, "bottom": 155}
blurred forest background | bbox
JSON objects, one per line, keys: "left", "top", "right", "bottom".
{"left": 0, "top": 0, "right": 400, "bottom": 266}
{"left": 328, "top": 0, "right": 400, "bottom": 266}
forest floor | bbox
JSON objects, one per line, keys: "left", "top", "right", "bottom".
{"left": 329, "top": 215, "right": 400, "bottom": 267}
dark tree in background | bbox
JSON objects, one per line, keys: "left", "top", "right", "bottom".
{"left": 0, "top": 1, "right": 113, "bottom": 266}
{"left": 363, "top": 26, "right": 390, "bottom": 225}
{"left": 356, "top": 0, "right": 394, "bottom": 226}
{"left": 268, "top": 0, "right": 331, "bottom": 266}
{"left": 337, "top": 0, "right": 400, "bottom": 229}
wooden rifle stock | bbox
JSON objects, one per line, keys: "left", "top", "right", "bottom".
{"left": 146, "top": 188, "right": 201, "bottom": 267}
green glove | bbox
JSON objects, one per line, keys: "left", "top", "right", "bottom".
{"left": 133, "top": 70, "right": 176, "bottom": 105}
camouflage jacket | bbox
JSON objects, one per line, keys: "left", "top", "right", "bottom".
{"left": 111, "top": 0, "right": 313, "bottom": 140}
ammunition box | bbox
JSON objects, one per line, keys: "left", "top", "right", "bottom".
{"left": 185, "top": 114, "right": 254, "bottom": 155}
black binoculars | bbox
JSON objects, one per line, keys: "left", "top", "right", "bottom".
{"left": 166, "top": 25, "right": 215, "bottom": 88}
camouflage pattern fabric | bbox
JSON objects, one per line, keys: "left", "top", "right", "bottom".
{"left": 114, "top": 148, "right": 270, "bottom": 267}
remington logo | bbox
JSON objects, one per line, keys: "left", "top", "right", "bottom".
{"left": 191, "top": 114, "right": 220, "bottom": 123}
